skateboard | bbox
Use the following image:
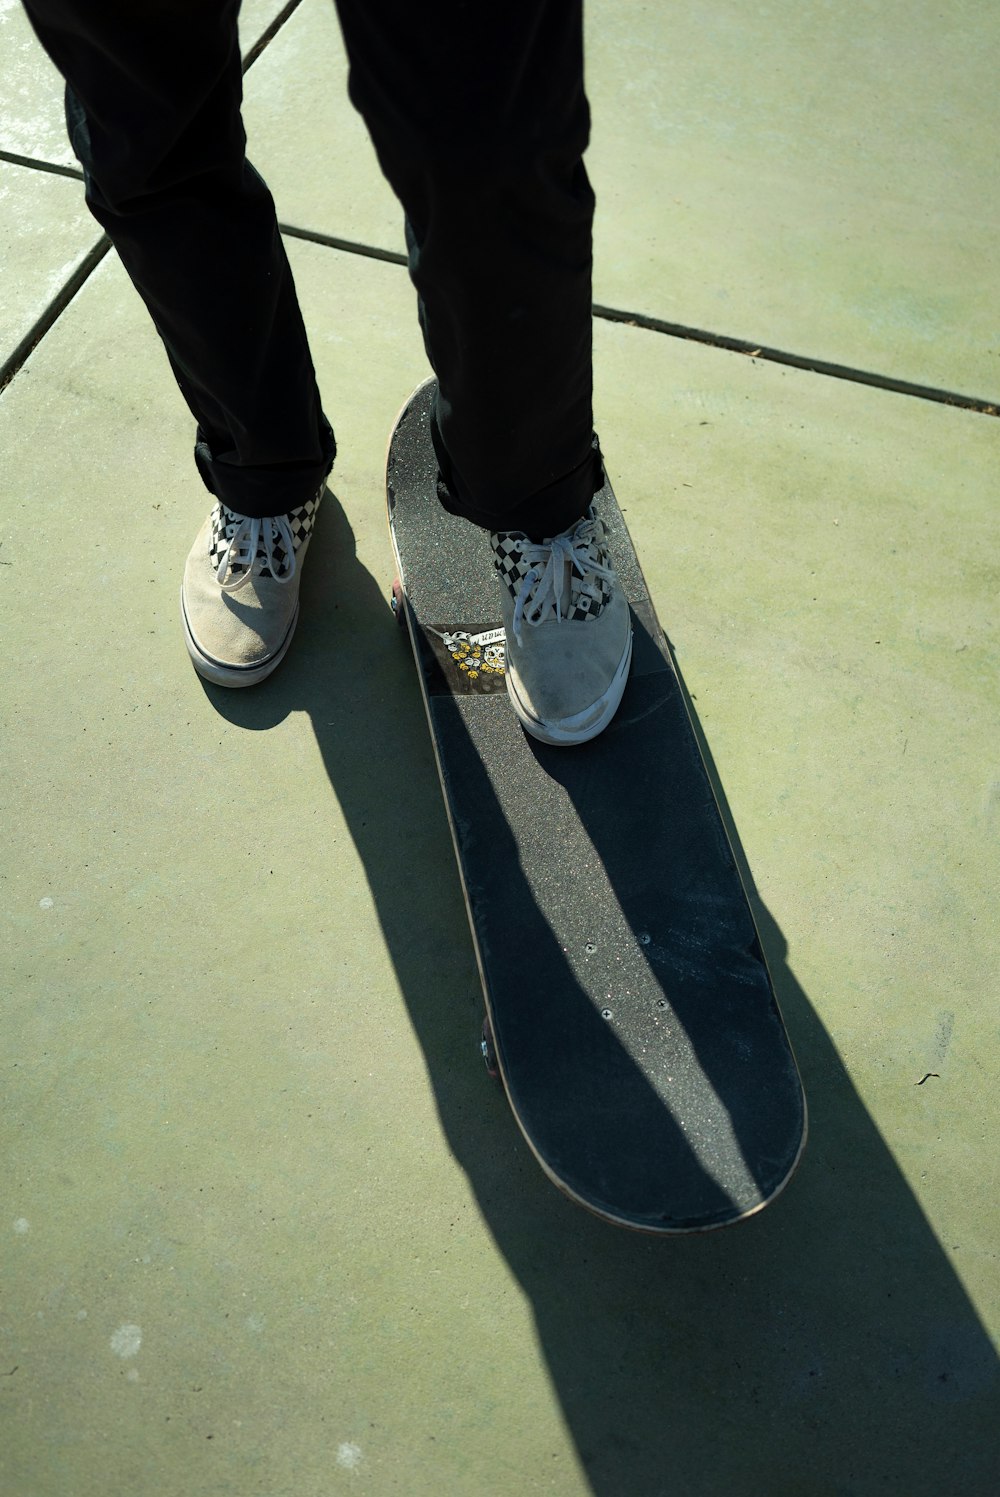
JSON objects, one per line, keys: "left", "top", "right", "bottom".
{"left": 387, "top": 379, "right": 806, "bottom": 1233}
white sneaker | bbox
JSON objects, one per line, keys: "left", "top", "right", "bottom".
{"left": 180, "top": 490, "right": 322, "bottom": 687}
{"left": 491, "top": 509, "right": 632, "bottom": 745}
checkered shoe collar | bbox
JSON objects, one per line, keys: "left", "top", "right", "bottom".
{"left": 210, "top": 489, "right": 321, "bottom": 590}
{"left": 490, "top": 510, "right": 616, "bottom": 639}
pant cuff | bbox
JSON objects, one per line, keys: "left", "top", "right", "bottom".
{"left": 432, "top": 420, "right": 602, "bottom": 539}
{"left": 193, "top": 418, "right": 336, "bottom": 518}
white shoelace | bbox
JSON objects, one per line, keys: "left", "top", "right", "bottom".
{"left": 216, "top": 514, "right": 297, "bottom": 594}
{"left": 510, "top": 524, "right": 614, "bottom": 643}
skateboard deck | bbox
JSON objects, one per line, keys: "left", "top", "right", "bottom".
{"left": 387, "top": 379, "right": 806, "bottom": 1233}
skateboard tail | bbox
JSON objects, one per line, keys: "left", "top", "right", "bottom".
{"left": 476, "top": 951, "right": 808, "bottom": 1236}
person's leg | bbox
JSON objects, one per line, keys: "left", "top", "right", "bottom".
{"left": 23, "top": 0, "right": 334, "bottom": 685}
{"left": 335, "top": 0, "right": 600, "bottom": 540}
{"left": 22, "top": 0, "right": 334, "bottom": 515}
{"left": 337, "top": 0, "right": 630, "bottom": 743}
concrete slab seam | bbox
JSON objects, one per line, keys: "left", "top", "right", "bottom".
{"left": 241, "top": 0, "right": 307, "bottom": 74}
{"left": 0, "top": 147, "right": 83, "bottom": 183}
{"left": 591, "top": 303, "right": 1000, "bottom": 418}
{"left": 2, "top": 161, "right": 993, "bottom": 419}
{"left": 0, "top": 236, "right": 111, "bottom": 394}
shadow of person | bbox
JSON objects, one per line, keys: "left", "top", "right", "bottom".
{"left": 207, "top": 490, "right": 998, "bottom": 1494}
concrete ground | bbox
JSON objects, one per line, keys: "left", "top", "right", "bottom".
{"left": 2, "top": 2, "right": 997, "bottom": 1493}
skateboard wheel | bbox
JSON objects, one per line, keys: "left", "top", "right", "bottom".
{"left": 481, "top": 1016, "right": 499, "bottom": 1079}
{"left": 390, "top": 577, "right": 406, "bottom": 626}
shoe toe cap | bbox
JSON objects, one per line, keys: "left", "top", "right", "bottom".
{"left": 506, "top": 602, "right": 632, "bottom": 744}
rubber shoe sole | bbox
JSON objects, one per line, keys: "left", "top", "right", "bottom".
{"left": 180, "top": 588, "right": 299, "bottom": 688}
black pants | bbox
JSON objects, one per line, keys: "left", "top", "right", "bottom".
{"left": 23, "top": 0, "right": 601, "bottom": 535}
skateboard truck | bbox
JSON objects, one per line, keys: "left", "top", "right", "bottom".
{"left": 480, "top": 1017, "right": 499, "bottom": 1079}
